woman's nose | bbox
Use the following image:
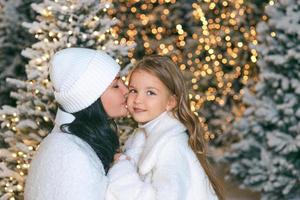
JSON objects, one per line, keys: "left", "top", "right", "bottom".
{"left": 120, "top": 83, "right": 129, "bottom": 95}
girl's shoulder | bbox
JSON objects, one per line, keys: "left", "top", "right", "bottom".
{"left": 146, "top": 131, "right": 189, "bottom": 164}
{"left": 156, "top": 132, "right": 198, "bottom": 166}
{"left": 162, "top": 131, "right": 189, "bottom": 150}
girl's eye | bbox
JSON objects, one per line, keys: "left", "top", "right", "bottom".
{"left": 129, "top": 89, "right": 137, "bottom": 93}
{"left": 147, "top": 91, "right": 156, "bottom": 95}
{"left": 113, "top": 84, "right": 119, "bottom": 88}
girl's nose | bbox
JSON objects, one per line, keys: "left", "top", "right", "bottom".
{"left": 134, "top": 93, "right": 143, "bottom": 104}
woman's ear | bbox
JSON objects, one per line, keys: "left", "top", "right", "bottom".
{"left": 166, "top": 95, "right": 177, "bottom": 111}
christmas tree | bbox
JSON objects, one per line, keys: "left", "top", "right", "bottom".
{"left": 0, "top": 0, "right": 41, "bottom": 106}
{"left": 182, "top": 0, "right": 268, "bottom": 143}
{"left": 223, "top": 0, "right": 300, "bottom": 199}
{"left": 0, "top": 0, "right": 131, "bottom": 198}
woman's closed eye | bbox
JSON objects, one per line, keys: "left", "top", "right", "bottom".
{"left": 113, "top": 84, "right": 119, "bottom": 89}
{"left": 112, "top": 79, "right": 124, "bottom": 89}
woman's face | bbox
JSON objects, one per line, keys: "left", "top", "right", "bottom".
{"left": 101, "top": 76, "right": 129, "bottom": 118}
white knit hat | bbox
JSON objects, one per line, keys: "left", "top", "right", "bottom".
{"left": 50, "top": 48, "right": 120, "bottom": 113}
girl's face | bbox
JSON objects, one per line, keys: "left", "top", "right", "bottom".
{"left": 101, "top": 76, "right": 129, "bottom": 118}
{"left": 127, "top": 69, "right": 176, "bottom": 124}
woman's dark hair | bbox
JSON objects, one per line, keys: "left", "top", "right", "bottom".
{"left": 60, "top": 99, "right": 119, "bottom": 174}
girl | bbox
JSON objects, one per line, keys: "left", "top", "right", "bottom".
{"left": 106, "top": 55, "right": 224, "bottom": 200}
{"left": 25, "top": 48, "right": 128, "bottom": 200}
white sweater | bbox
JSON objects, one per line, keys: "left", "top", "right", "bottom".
{"left": 24, "top": 109, "right": 107, "bottom": 200}
{"left": 106, "top": 112, "right": 218, "bottom": 200}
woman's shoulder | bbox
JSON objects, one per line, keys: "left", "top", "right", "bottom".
{"left": 40, "top": 132, "right": 86, "bottom": 154}
{"left": 25, "top": 132, "right": 107, "bottom": 200}
{"left": 33, "top": 132, "right": 105, "bottom": 173}
{"left": 43, "top": 131, "right": 83, "bottom": 147}
{"left": 42, "top": 131, "right": 100, "bottom": 154}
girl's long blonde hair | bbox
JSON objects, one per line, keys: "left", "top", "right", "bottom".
{"left": 133, "top": 55, "right": 224, "bottom": 200}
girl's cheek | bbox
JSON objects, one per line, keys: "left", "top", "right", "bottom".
{"left": 127, "top": 95, "right": 133, "bottom": 103}
{"left": 126, "top": 99, "right": 132, "bottom": 109}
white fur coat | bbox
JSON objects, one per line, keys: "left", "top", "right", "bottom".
{"left": 106, "top": 112, "right": 218, "bottom": 200}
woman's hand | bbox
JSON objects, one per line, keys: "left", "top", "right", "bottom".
{"left": 114, "top": 153, "right": 130, "bottom": 162}
{"left": 114, "top": 153, "right": 122, "bottom": 161}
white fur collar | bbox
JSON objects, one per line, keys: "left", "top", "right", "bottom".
{"left": 138, "top": 111, "right": 186, "bottom": 175}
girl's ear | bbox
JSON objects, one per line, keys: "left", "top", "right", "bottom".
{"left": 166, "top": 95, "right": 177, "bottom": 111}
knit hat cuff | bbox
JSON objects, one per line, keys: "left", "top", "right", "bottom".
{"left": 54, "top": 54, "right": 120, "bottom": 113}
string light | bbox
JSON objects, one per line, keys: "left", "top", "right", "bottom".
{"left": 109, "top": 0, "right": 188, "bottom": 64}
{"left": 181, "top": 0, "right": 260, "bottom": 140}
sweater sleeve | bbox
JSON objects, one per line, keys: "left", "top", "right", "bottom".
{"left": 106, "top": 143, "right": 189, "bottom": 200}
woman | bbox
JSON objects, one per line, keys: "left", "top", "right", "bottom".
{"left": 24, "top": 48, "right": 128, "bottom": 200}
